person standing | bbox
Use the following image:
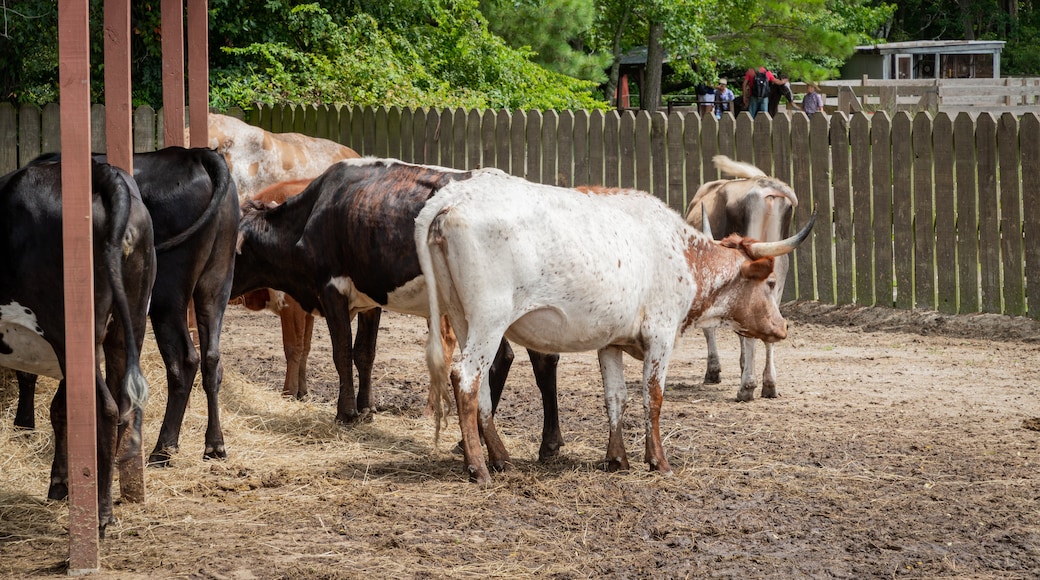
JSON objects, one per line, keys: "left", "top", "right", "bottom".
{"left": 715, "top": 79, "right": 734, "bottom": 118}
{"left": 742, "top": 66, "right": 785, "bottom": 118}
{"left": 802, "top": 82, "right": 825, "bottom": 116}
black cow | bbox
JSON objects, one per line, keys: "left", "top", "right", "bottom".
{"left": 0, "top": 158, "right": 156, "bottom": 535}
{"left": 14, "top": 147, "right": 240, "bottom": 467}
{"left": 231, "top": 158, "right": 564, "bottom": 460}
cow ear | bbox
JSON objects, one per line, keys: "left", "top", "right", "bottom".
{"left": 741, "top": 257, "right": 775, "bottom": 281}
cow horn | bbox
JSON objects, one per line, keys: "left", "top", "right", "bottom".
{"left": 700, "top": 204, "right": 713, "bottom": 239}
{"left": 748, "top": 210, "right": 816, "bottom": 258}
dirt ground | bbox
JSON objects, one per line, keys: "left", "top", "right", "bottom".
{"left": 2, "top": 301, "right": 1039, "bottom": 579}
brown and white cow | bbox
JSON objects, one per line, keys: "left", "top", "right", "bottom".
{"left": 231, "top": 159, "right": 564, "bottom": 460}
{"left": 207, "top": 113, "right": 359, "bottom": 201}
{"left": 417, "top": 173, "right": 814, "bottom": 485}
{"left": 684, "top": 155, "right": 798, "bottom": 401}
{"left": 1, "top": 158, "right": 156, "bottom": 535}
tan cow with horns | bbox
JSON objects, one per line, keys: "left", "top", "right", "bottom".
{"left": 684, "top": 155, "right": 799, "bottom": 402}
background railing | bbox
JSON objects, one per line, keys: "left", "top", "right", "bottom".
{"left": 2, "top": 101, "right": 1037, "bottom": 320}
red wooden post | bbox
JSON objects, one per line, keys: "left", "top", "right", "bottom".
{"left": 104, "top": 0, "right": 133, "bottom": 173}
{"left": 161, "top": 0, "right": 186, "bottom": 147}
{"left": 58, "top": 0, "right": 100, "bottom": 572}
{"left": 187, "top": 0, "right": 209, "bottom": 148}
{"left": 105, "top": 0, "right": 146, "bottom": 504}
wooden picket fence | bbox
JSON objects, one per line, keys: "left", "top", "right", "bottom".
{"left": 2, "top": 101, "right": 1038, "bottom": 320}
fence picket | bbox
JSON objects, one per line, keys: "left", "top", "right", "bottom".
{"left": 1023, "top": 114, "right": 1040, "bottom": 316}
{"left": 850, "top": 113, "right": 873, "bottom": 305}
{"left": 892, "top": 113, "right": 914, "bottom": 310}
{"left": 811, "top": 111, "right": 834, "bottom": 304}
{"left": 933, "top": 114, "right": 957, "bottom": 313}
{"left": 976, "top": 114, "right": 1002, "bottom": 313}
{"left": 913, "top": 113, "right": 937, "bottom": 310}
{"left": 872, "top": 113, "right": 895, "bottom": 307}
{"left": 955, "top": 113, "right": 981, "bottom": 312}
{"left": 0, "top": 103, "right": 16, "bottom": 174}
{"left": 998, "top": 113, "right": 1025, "bottom": 315}
{"left": 791, "top": 113, "right": 814, "bottom": 300}
{"left": 831, "top": 113, "right": 854, "bottom": 305}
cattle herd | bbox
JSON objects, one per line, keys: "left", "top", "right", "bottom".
{"left": 0, "top": 113, "right": 812, "bottom": 534}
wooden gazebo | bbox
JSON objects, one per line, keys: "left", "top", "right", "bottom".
{"left": 59, "top": 0, "right": 209, "bottom": 572}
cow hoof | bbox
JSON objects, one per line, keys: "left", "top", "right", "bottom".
{"left": 148, "top": 448, "right": 175, "bottom": 467}
{"left": 47, "top": 481, "right": 69, "bottom": 501}
{"left": 468, "top": 464, "right": 491, "bottom": 486}
{"left": 13, "top": 418, "right": 35, "bottom": 430}
{"left": 203, "top": 446, "right": 227, "bottom": 460}
{"left": 604, "top": 457, "right": 630, "bottom": 472}
{"left": 335, "top": 409, "right": 374, "bottom": 425}
{"left": 538, "top": 442, "right": 563, "bottom": 462}
{"left": 736, "top": 387, "right": 756, "bottom": 402}
{"left": 761, "top": 384, "right": 777, "bottom": 398}
{"left": 489, "top": 459, "right": 512, "bottom": 473}
{"left": 704, "top": 370, "right": 722, "bottom": 384}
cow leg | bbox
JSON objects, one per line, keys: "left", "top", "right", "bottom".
{"left": 322, "top": 294, "right": 366, "bottom": 424}
{"left": 94, "top": 368, "right": 121, "bottom": 535}
{"left": 353, "top": 309, "right": 381, "bottom": 413}
{"left": 148, "top": 305, "right": 201, "bottom": 466}
{"left": 599, "top": 346, "right": 630, "bottom": 472}
{"left": 456, "top": 336, "right": 506, "bottom": 484}
{"left": 488, "top": 339, "right": 513, "bottom": 415}
{"left": 48, "top": 381, "right": 70, "bottom": 501}
{"left": 702, "top": 328, "right": 722, "bottom": 384}
{"left": 527, "top": 350, "right": 563, "bottom": 461}
{"left": 299, "top": 312, "right": 315, "bottom": 397}
{"left": 641, "top": 343, "right": 673, "bottom": 475}
{"left": 736, "top": 336, "right": 758, "bottom": 402}
{"left": 194, "top": 285, "right": 231, "bottom": 461}
{"left": 760, "top": 341, "right": 778, "bottom": 398}
{"left": 278, "top": 301, "right": 308, "bottom": 398}
{"left": 14, "top": 371, "right": 38, "bottom": 430}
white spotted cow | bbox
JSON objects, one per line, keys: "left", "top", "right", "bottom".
{"left": 684, "top": 155, "right": 798, "bottom": 401}
{"left": 417, "top": 173, "right": 814, "bottom": 485}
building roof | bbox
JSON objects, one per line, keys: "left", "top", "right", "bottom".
{"left": 854, "top": 40, "right": 1005, "bottom": 56}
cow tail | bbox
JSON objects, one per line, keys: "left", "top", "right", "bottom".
{"left": 92, "top": 161, "right": 150, "bottom": 421}
{"left": 414, "top": 199, "right": 451, "bottom": 448}
{"left": 155, "top": 149, "right": 236, "bottom": 252}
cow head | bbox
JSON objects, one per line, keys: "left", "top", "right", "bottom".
{"left": 694, "top": 212, "right": 815, "bottom": 343}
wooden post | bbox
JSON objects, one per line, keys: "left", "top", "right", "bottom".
{"left": 58, "top": 0, "right": 100, "bottom": 572}
{"left": 104, "top": 0, "right": 133, "bottom": 173}
{"left": 104, "top": 0, "right": 145, "bottom": 504}
{"left": 161, "top": 0, "right": 185, "bottom": 146}
{"left": 187, "top": 0, "right": 208, "bottom": 148}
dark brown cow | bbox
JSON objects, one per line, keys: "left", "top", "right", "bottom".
{"left": 231, "top": 159, "right": 563, "bottom": 460}
{"left": 0, "top": 158, "right": 156, "bottom": 535}
{"left": 15, "top": 148, "right": 240, "bottom": 468}
{"left": 684, "top": 155, "right": 798, "bottom": 401}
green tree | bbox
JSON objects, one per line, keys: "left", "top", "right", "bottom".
{"left": 478, "top": 0, "right": 612, "bottom": 85}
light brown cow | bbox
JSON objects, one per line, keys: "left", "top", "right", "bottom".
{"left": 207, "top": 113, "right": 359, "bottom": 200}
{"left": 684, "top": 155, "right": 798, "bottom": 402}
{"left": 238, "top": 179, "right": 316, "bottom": 399}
